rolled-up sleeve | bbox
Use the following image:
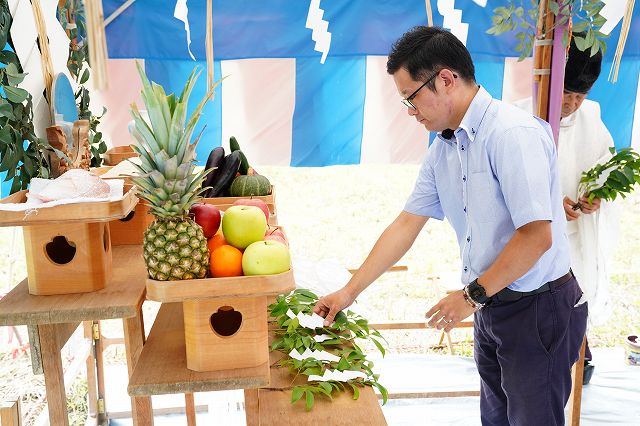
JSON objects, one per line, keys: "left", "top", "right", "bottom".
{"left": 489, "top": 126, "right": 555, "bottom": 229}
{"left": 404, "top": 150, "right": 445, "bottom": 220}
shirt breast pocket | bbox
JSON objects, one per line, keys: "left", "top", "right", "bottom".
{"left": 468, "top": 172, "right": 499, "bottom": 223}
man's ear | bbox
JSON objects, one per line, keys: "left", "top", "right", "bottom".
{"left": 440, "top": 69, "right": 457, "bottom": 90}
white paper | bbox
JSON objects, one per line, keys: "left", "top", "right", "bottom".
{"left": 313, "top": 335, "right": 332, "bottom": 343}
{"left": 10, "top": 0, "right": 38, "bottom": 67}
{"left": 288, "top": 348, "right": 340, "bottom": 363}
{"left": 0, "top": 179, "right": 124, "bottom": 212}
{"left": 305, "top": 0, "right": 332, "bottom": 64}
{"left": 307, "top": 369, "right": 367, "bottom": 382}
{"left": 285, "top": 309, "right": 327, "bottom": 329}
{"left": 19, "top": 53, "right": 45, "bottom": 106}
{"left": 174, "top": 0, "right": 196, "bottom": 60}
{"left": 31, "top": 95, "right": 50, "bottom": 140}
{"left": 600, "top": 0, "right": 627, "bottom": 36}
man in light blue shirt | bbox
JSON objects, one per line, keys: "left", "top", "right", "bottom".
{"left": 314, "top": 26, "right": 587, "bottom": 425}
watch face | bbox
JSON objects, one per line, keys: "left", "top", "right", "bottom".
{"left": 469, "top": 281, "right": 487, "bottom": 302}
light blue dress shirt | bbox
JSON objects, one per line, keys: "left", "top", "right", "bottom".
{"left": 404, "top": 87, "right": 570, "bottom": 291}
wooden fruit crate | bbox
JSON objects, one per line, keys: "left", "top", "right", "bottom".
{"left": 146, "top": 269, "right": 295, "bottom": 372}
{"left": 0, "top": 189, "right": 137, "bottom": 295}
{"left": 103, "top": 145, "right": 138, "bottom": 166}
{"left": 109, "top": 202, "right": 154, "bottom": 246}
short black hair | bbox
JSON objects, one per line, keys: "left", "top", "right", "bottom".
{"left": 387, "top": 26, "right": 475, "bottom": 90}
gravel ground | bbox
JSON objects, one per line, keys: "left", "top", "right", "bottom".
{"left": 1, "top": 164, "right": 639, "bottom": 424}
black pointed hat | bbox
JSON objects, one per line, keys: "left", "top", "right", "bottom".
{"left": 564, "top": 32, "right": 603, "bottom": 93}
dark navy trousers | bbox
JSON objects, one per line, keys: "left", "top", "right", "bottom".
{"left": 474, "top": 276, "right": 587, "bottom": 426}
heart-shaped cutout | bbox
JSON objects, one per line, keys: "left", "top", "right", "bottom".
{"left": 119, "top": 210, "right": 135, "bottom": 222}
{"left": 210, "top": 306, "right": 242, "bottom": 337}
{"left": 45, "top": 235, "right": 77, "bottom": 265}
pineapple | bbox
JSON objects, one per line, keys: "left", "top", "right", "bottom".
{"left": 129, "top": 62, "right": 219, "bottom": 281}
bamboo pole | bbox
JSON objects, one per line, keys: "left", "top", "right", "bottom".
{"left": 425, "top": 0, "right": 433, "bottom": 27}
{"left": 206, "top": 0, "right": 215, "bottom": 93}
{"left": 30, "top": 0, "right": 54, "bottom": 123}
{"left": 609, "top": 0, "right": 636, "bottom": 82}
{"left": 534, "top": 0, "right": 555, "bottom": 121}
{"left": 84, "top": 0, "right": 109, "bottom": 90}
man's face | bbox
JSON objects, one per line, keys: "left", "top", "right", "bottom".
{"left": 561, "top": 90, "right": 587, "bottom": 118}
{"left": 393, "top": 67, "right": 451, "bottom": 132}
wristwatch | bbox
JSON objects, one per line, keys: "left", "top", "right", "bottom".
{"left": 464, "top": 278, "right": 489, "bottom": 308}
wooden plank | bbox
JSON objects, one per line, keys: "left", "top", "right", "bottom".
{"left": 257, "top": 386, "right": 386, "bottom": 426}
{"left": 38, "top": 323, "right": 69, "bottom": 426}
{"left": 127, "top": 302, "right": 269, "bottom": 396}
{"left": 184, "top": 393, "right": 196, "bottom": 426}
{"left": 244, "top": 389, "right": 260, "bottom": 426}
{"left": 568, "top": 336, "right": 587, "bottom": 426}
{"left": 27, "top": 325, "right": 43, "bottom": 375}
{"left": 0, "top": 245, "right": 147, "bottom": 326}
{"left": 122, "top": 305, "right": 154, "bottom": 425}
{"left": 83, "top": 322, "right": 99, "bottom": 421}
{"left": 146, "top": 269, "right": 295, "bottom": 303}
{"left": 348, "top": 265, "right": 408, "bottom": 274}
{"left": 0, "top": 189, "right": 137, "bottom": 227}
{"left": 0, "top": 399, "right": 21, "bottom": 426}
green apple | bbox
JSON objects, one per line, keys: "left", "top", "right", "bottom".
{"left": 221, "top": 205, "right": 267, "bottom": 249}
{"left": 242, "top": 240, "right": 291, "bottom": 275}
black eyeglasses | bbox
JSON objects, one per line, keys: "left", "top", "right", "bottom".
{"left": 401, "top": 70, "right": 441, "bottom": 110}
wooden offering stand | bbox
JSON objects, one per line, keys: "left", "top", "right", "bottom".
{"left": 0, "top": 188, "right": 137, "bottom": 295}
{"left": 145, "top": 268, "right": 295, "bottom": 372}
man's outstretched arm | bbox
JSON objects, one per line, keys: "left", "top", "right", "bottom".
{"left": 314, "top": 211, "right": 429, "bottom": 326}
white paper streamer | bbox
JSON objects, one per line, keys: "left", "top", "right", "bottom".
{"left": 307, "top": 369, "right": 367, "bottom": 382}
{"left": 174, "top": 0, "right": 196, "bottom": 60}
{"left": 288, "top": 348, "right": 340, "bottom": 363}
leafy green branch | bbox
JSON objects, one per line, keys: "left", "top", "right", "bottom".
{"left": 574, "top": 147, "right": 640, "bottom": 209}
{"left": 487, "top": 0, "right": 608, "bottom": 60}
{"left": 0, "top": 0, "right": 62, "bottom": 193}
{"left": 58, "top": 0, "right": 107, "bottom": 166}
{"left": 269, "top": 289, "right": 388, "bottom": 411}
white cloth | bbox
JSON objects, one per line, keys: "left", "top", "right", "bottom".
{"left": 515, "top": 98, "right": 619, "bottom": 325}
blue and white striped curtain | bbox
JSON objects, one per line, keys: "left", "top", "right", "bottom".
{"left": 103, "top": 1, "right": 640, "bottom": 167}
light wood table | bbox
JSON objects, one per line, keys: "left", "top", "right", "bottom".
{"left": 0, "top": 245, "right": 153, "bottom": 426}
{"left": 127, "top": 302, "right": 270, "bottom": 396}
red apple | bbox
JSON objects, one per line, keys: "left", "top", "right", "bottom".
{"left": 233, "top": 198, "right": 269, "bottom": 222}
{"left": 189, "top": 203, "right": 221, "bottom": 238}
{"left": 265, "top": 227, "right": 288, "bottom": 246}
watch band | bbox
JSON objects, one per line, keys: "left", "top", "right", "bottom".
{"left": 464, "top": 278, "right": 489, "bottom": 307}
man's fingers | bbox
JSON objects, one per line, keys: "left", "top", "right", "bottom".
{"left": 323, "top": 307, "right": 339, "bottom": 327}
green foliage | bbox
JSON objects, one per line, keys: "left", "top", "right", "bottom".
{"left": 269, "top": 289, "right": 388, "bottom": 411}
{"left": 58, "top": 0, "right": 107, "bottom": 167}
{"left": 0, "top": 0, "right": 60, "bottom": 193}
{"left": 487, "top": 0, "right": 608, "bottom": 61}
{"left": 577, "top": 147, "right": 640, "bottom": 205}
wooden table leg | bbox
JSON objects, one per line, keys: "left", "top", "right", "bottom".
{"left": 123, "top": 304, "right": 154, "bottom": 425}
{"left": 0, "top": 398, "right": 22, "bottom": 426}
{"left": 83, "top": 322, "right": 99, "bottom": 422}
{"left": 184, "top": 393, "right": 196, "bottom": 426}
{"left": 244, "top": 389, "right": 259, "bottom": 426}
{"left": 568, "top": 335, "right": 587, "bottom": 426}
{"left": 38, "top": 323, "right": 69, "bottom": 426}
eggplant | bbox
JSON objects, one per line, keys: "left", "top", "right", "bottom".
{"left": 201, "top": 146, "right": 225, "bottom": 193}
{"left": 208, "top": 151, "right": 242, "bottom": 197}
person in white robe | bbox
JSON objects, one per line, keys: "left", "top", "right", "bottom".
{"left": 516, "top": 32, "right": 620, "bottom": 384}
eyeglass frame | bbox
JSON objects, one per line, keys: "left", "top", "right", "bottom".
{"left": 401, "top": 69, "right": 442, "bottom": 110}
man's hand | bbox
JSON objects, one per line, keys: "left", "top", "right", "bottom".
{"left": 578, "top": 196, "right": 601, "bottom": 214}
{"left": 425, "top": 290, "right": 477, "bottom": 332}
{"left": 313, "top": 288, "right": 357, "bottom": 327}
{"left": 563, "top": 196, "right": 581, "bottom": 221}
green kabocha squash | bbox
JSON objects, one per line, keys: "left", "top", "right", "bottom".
{"left": 229, "top": 174, "right": 271, "bottom": 196}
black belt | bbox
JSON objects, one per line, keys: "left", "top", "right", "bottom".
{"left": 490, "top": 270, "right": 574, "bottom": 303}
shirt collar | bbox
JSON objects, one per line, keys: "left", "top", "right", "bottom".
{"left": 438, "top": 86, "right": 492, "bottom": 143}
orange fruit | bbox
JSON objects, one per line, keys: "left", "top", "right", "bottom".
{"left": 209, "top": 245, "right": 243, "bottom": 277}
{"left": 207, "top": 234, "right": 227, "bottom": 254}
